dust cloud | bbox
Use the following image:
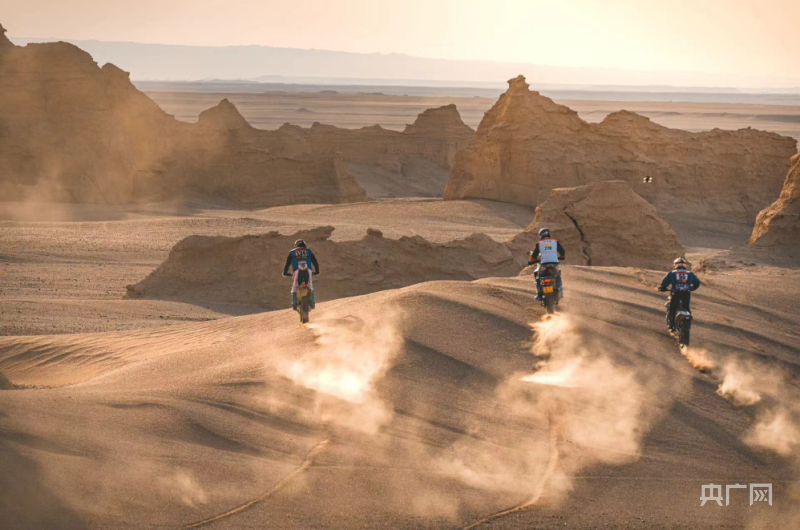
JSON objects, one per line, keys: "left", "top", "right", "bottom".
{"left": 680, "top": 346, "right": 715, "bottom": 371}
{"left": 518, "top": 315, "right": 655, "bottom": 467}
{"left": 716, "top": 358, "right": 800, "bottom": 529}
{"left": 681, "top": 349, "right": 800, "bottom": 459}
{"left": 716, "top": 360, "right": 765, "bottom": 406}
{"left": 747, "top": 409, "right": 800, "bottom": 457}
{"left": 437, "top": 314, "right": 663, "bottom": 509}
{"left": 158, "top": 470, "right": 209, "bottom": 508}
{"left": 281, "top": 311, "right": 404, "bottom": 433}
{"left": 714, "top": 358, "right": 800, "bottom": 456}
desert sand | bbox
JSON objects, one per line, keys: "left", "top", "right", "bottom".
{"left": 2, "top": 24, "right": 800, "bottom": 530}
{"left": 0, "top": 199, "right": 536, "bottom": 335}
{"left": 3, "top": 193, "right": 800, "bottom": 530}
{"left": 2, "top": 238, "right": 799, "bottom": 528}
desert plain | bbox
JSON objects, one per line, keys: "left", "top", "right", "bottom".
{"left": 144, "top": 88, "right": 800, "bottom": 141}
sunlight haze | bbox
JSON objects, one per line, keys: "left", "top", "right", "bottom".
{"left": 4, "top": 0, "right": 798, "bottom": 80}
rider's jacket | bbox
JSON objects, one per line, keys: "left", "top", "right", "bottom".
{"left": 529, "top": 238, "right": 566, "bottom": 265}
{"left": 283, "top": 247, "right": 320, "bottom": 275}
{"left": 660, "top": 268, "right": 701, "bottom": 293}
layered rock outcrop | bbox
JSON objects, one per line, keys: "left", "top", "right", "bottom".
{"left": 273, "top": 104, "right": 474, "bottom": 197}
{"left": 0, "top": 29, "right": 471, "bottom": 205}
{"left": 127, "top": 185, "right": 685, "bottom": 308}
{"left": 125, "top": 226, "right": 517, "bottom": 309}
{"left": 0, "top": 23, "right": 11, "bottom": 48}
{"left": 0, "top": 35, "right": 367, "bottom": 205}
{"left": 747, "top": 152, "right": 800, "bottom": 259}
{"left": 445, "top": 75, "right": 797, "bottom": 222}
{"left": 0, "top": 38, "right": 180, "bottom": 203}
{"left": 135, "top": 99, "right": 366, "bottom": 206}
{"left": 508, "top": 181, "right": 685, "bottom": 270}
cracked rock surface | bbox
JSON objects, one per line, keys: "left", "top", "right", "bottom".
{"left": 508, "top": 180, "right": 684, "bottom": 270}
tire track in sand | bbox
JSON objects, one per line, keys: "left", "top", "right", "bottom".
{"left": 181, "top": 438, "right": 330, "bottom": 529}
{"left": 461, "top": 417, "right": 560, "bottom": 530}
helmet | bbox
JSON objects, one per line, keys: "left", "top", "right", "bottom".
{"left": 673, "top": 257, "right": 689, "bottom": 268}
{"left": 538, "top": 228, "right": 551, "bottom": 239}
{"left": 294, "top": 239, "right": 307, "bottom": 248}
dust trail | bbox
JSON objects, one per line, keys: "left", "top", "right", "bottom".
{"left": 280, "top": 311, "right": 403, "bottom": 433}
{"left": 517, "top": 315, "right": 654, "bottom": 463}
{"left": 460, "top": 418, "right": 560, "bottom": 530}
{"left": 160, "top": 470, "right": 208, "bottom": 508}
{"left": 674, "top": 342, "right": 800, "bottom": 458}
{"left": 180, "top": 439, "right": 330, "bottom": 529}
{"left": 680, "top": 346, "right": 715, "bottom": 371}
{"left": 747, "top": 409, "right": 800, "bottom": 456}
{"left": 450, "top": 313, "right": 662, "bottom": 523}
{"left": 716, "top": 360, "right": 764, "bottom": 406}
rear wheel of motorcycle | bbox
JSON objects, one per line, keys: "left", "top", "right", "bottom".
{"left": 680, "top": 320, "right": 691, "bottom": 347}
{"left": 300, "top": 296, "right": 310, "bottom": 324}
{"left": 544, "top": 295, "right": 556, "bottom": 315}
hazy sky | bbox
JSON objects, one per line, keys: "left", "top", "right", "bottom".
{"left": 3, "top": 0, "right": 798, "bottom": 77}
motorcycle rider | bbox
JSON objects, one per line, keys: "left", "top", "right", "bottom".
{"left": 658, "top": 257, "right": 700, "bottom": 331}
{"left": 283, "top": 239, "right": 320, "bottom": 310}
{"left": 528, "top": 228, "right": 566, "bottom": 301}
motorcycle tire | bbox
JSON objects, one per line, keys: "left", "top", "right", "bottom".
{"left": 544, "top": 295, "right": 556, "bottom": 315}
{"left": 680, "top": 319, "right": 691, "bottom": 347}
{"left": 300, "top": 296, "right": 310, "bottom": 324}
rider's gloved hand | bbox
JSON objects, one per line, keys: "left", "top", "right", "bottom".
{"left": 282, "top": 272, "right": 291, "bottom": 277}
{"left": 658, "top": 287, "right": 666, "bottom": 292}
{"left": 313, "top": 271, "right": 320, "bottom": 276}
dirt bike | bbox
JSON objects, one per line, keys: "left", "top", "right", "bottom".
{"left": 286, "top": 269, "right": 316, "bottom": 324}
{"left": 664, "top": 294, "right": 692, "bottom": 347}
{"left": 539, "top": 264, "right": 562, "bottom": 315}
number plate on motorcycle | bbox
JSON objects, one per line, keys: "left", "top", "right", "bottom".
{"left": 543, "top": 286, "right": 554, "bottom": 294}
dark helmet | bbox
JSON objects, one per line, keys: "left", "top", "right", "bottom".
{"left": 673, "top": 257, "right": 689, "bottom": 269}
{"left": 538, "top": 228, "right": 551, "bottom": 239}
{"left": 294, "top": 239, "right": 307, "bottom": 249}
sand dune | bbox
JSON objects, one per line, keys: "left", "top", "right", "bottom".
{"left": 1, "top": 266, "right": 798, "bottom": 528}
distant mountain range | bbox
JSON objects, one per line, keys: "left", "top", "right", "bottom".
{"left": 10, "top": 36, "right": 800, "bottom": 92}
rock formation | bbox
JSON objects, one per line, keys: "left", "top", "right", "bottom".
{"left": 0, "top": 39, "right": 179, "bottom": 203}
{"left": 125, "top": 226, "right": 517, "bottom": 309}
{"left": 0, "top": 28, "right": 472, "bottom": 205}
{"left": 127, "top": 186, "right": 684, "bottom": 308}
{"left": 136, "top": 99, "right": 367, "bottom": 206}
{"left": 508, "top": 181, "right": 684, "bottom": 270}
{"left": 445, "top": 75, "right": 797, "bottom": 223}
{"left": 273, "top": 104, "right": 474, "bottom": 198}
{"left": 0, "top": 32, "right": 367, "bottom": 206}
{"left": 747, "top": 152, "right": 800, "bottom": 259}
{"left": 0, "top": 23, "right": 11, "bottom": 48}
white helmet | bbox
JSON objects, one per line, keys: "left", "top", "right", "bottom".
{"left": 674, "top": 257, "right": 689, "bottom": 269}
